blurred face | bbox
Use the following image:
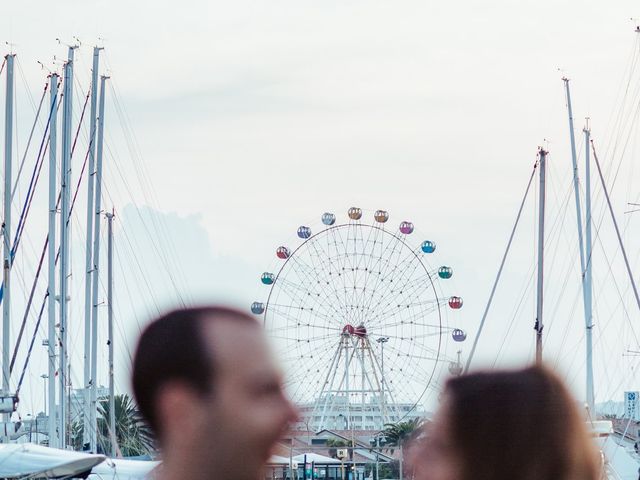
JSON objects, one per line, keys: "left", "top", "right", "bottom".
{"left": 193, "top": 318, "right": 299, "bottom": 480}
{"left": 410, "top": 398, "right": 461, "bottom": 480}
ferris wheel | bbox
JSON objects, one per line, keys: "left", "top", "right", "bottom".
{"left": 252, "top": 208, "right": 465, "bottom": 431}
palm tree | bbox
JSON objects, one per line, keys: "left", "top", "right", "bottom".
{"left": 97, "top": 394, "right": 154, "bottom": 457}
{"left": 381, "top": 418, "right": 424, "bottom": 453}
{"left": 326, "top": 438, "right": 354, "bottom": 460}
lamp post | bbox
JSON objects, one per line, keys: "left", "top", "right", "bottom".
{"left": 26, "top": 414, "right": 32, "bottom": 442}
{"left": 376, "top": 337, "right": 389, "bottom": 426}
{"left": 337, "top": 413, "right": 348, "bottom": 430}
{"left": 40, "top": 374, "right": 48, "bottom": 416}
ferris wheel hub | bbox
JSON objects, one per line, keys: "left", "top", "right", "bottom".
{"left": 342, "top": 323, "right": 367, "bottom": 338}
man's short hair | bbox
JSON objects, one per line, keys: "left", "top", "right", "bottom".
{"left": 132, "top": 306, "right": 258, "bottom": 439}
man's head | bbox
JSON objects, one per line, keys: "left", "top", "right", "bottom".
{"left": 132, "top": 306, "right": 298, "bottom": 479}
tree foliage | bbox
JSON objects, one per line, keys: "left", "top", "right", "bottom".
{"left": 326, "top": 438, "right": 354, "bottom": 459}
{"left": 70, "top": 394, "right": 154, "bottom": 457}
{"left": 97, "top": 394, "right": 154, "bottom": 457}
{"left": 381, "top": 418, "right": 424, "bottom": 453}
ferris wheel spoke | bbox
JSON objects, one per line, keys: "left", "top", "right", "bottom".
{"left": 271, "top": 275, "right": 344, "bottom": 325}
{"left": 306, "top": 236, "right": 354, "bottom": 320}
{"left": 377, "top": 321, "right": 445, "bottom": 334}
{"left": 285, "top": 245, "right": 351, "bottom": 319}
{"left": 348, "top": 222, "right": 380, "bottom": 314}
{"left": 367, "top": 298, "right": 435, "bottom": 331}
{"left": 328, "top": 227, "right": 357, "bottom": 318}
{"left": 279, "top": 338, "right": 348, "bottom": 394}
{"left": 278, "top": 260, "right": 346, "bottom": 322}
{"left": 352, "top": 227, "right": 394, "bottom": 326}
{"left": 343, "top": 222, "right": 366, "bottom": 317}
{"left": 366, "top": 271, "right": 432, "bottom": 314}
{"left": 366, "top": 274, "right": 439, "bottom": 327}
{"left": 374, "top": 251, "right": 431, "bottom": 309}
{"left": 266, "top": 315, "right": 343, "bottom": 334}
{"left": 368, "top": 299, "right": 441, "bottom": 328}
{"left": 356, "top": 233, "right": 415, "bottom": 326}
{"left": 376, "top": 251, "right": 426, "bottom": 298}
{"left": 385, "top": 339, "right": 442, "bottom": 360}
{"left": 383, "top": 352, "right": 437, "bottom": 387}
{"left": 269, "top": 331, "right": 339, "bottom": 343}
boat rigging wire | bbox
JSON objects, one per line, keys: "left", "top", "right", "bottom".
{"left": 0, "top": 87, "right": 90, "bottom": 304}
{"left": 14, "top": 138, "right": 93, "bottom": 395}
{"left": 104, "top": 70, "right": 190, "bottom": 305}
{"left": 591, "top": 140, "right": 640, "bottom": 314}
{"left": 10, "top": 82, "right": 48, "bottom": 202}
{"left": 10, "top": 90, "right": 92, "bottom": 392}
{"left": 463, "top": 160, "right": 538, "bottom": 374}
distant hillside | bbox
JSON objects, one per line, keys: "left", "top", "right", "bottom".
{"left": 596, "top": 400, "right": 625, "bottom": 418}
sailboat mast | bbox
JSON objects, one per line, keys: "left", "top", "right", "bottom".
{"left": 584, "top": 122, "right": 594, "bottom": 413}
{"left": 2, "top": 53, "right": 15, "bottom": 425}
{"left": 83, "top": 46, "right": 101, "bottom": 450}
{"left": 535, "top": 148, "right": 547, "bottom": 365}
{"left": 47, "top": 72, "right": 59, "bottom": 448}
{"left": 106, "top": 210, "right": 115, "bottom": 457}
{"left": 59, "top": 45, "right": 77, "bottom": 446}
{"left": 563, "top": 78, "right": 587, "bottom": 276}
{"left": 563, "top": 79, "right": 596, "bottom": 412}
{"left": 90, "top": 75, "right": 108, "bottom": 453}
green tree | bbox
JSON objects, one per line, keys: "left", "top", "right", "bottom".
{"left": 326, "top": 438, "right": 354, "bottom": 460}
{"left": 377, "top": 461, "right": 399, "bottom": 480}
{"left": 96, "top": 394, "right": 154, "bottom": 457}
{"left": 381, "top": 418, "right": 424, "bottom": 453}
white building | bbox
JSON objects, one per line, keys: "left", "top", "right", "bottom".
{"left": 296, "top": 395, "right": 425, "bottom": 431}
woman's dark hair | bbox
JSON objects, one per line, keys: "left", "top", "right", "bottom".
{"left": 442, "top": 366, "right": 600, "bottom": 480}
{"left": 131, "top": 306, "right": 258, "bottom": 439}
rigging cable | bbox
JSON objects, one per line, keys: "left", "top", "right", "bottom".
{"left": 464, "top": 160, "right": 538, "bottom": 374}
{"left": 14, "top": 141, "right": 93, "bottom": 395}
{"left": 0, "top": 84, "right": 52, "bottom": 310}
{"left": 11, "top": 90, "right": 92, "bottom": 393}
{"left": 10, "top": 83, "right": 47, "bottom": 202}
{"left": 591, "top": 140, "right": 640, "bottom": 313}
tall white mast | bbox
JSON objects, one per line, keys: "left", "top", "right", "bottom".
{"left": 90, "top": 75, "right": 108, "bottom": 453}
{"left": 59, "top": 45, "right": 77, "bottom": 447}
{"left": 563, "top": 78, "right": 595, "bottom": 410}
{"left": 47, "top": 72, "right": 59, "bottom": 448}
{"left": 83, "top": 45, "right": 101, "bottom": 451}
{"left": 106, "top": 210, "right": 116, "bottom": 457}
{"left": 535, "top": 148, "right": 547, "bottom": 365}
{"left": 584, "top": 121, "right": 594, "bottom": 412}
{"left": 2, "top": 53, "right": 15, "bottom": 429}
{"left": 563, "top": 78, "right": 587, "bottom": 277}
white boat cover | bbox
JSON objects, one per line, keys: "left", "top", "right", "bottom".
{"left": 88, "top": 458, "right": 160, "bottom": 479}
{"left": 597, "top": 436, "right": 640, "bottom": 480}
{"left": 292, "top": 453, "right": 342, "bottom": 464}
{"left": 0, "top": 443, "right": 105, "bottom": 478}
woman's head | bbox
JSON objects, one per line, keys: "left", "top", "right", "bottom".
{"left": 411, "top": 365, "right": 601, "bottom": 480}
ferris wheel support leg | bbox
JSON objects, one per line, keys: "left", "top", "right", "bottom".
{"left": 364, "top": 343, "right": 390, "bottom": 425}
{"left": 360, "top": 343, "right": 367, "bottom": 430}
{"left": 317, "top": 340, "right": 344, "bottom": 430}
{"left": 343, "top": 336, "right": 351, "bottom": 432}
{"left": 360, "top": 341, "right": 388, "bottom": 428}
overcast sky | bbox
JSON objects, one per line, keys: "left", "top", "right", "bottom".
{"left": 3, "top": 1, "right": 640, "bottom": 417}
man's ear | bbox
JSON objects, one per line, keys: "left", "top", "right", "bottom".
{"left": 156, "top": 383, "right": 206, "bottom": 446}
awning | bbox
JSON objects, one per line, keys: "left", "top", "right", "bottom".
{"left": 267, "top": 455, "right": 293, "bottom": 465}
{"left": 292, "top": 453, "right": 342, "bottom": 464}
